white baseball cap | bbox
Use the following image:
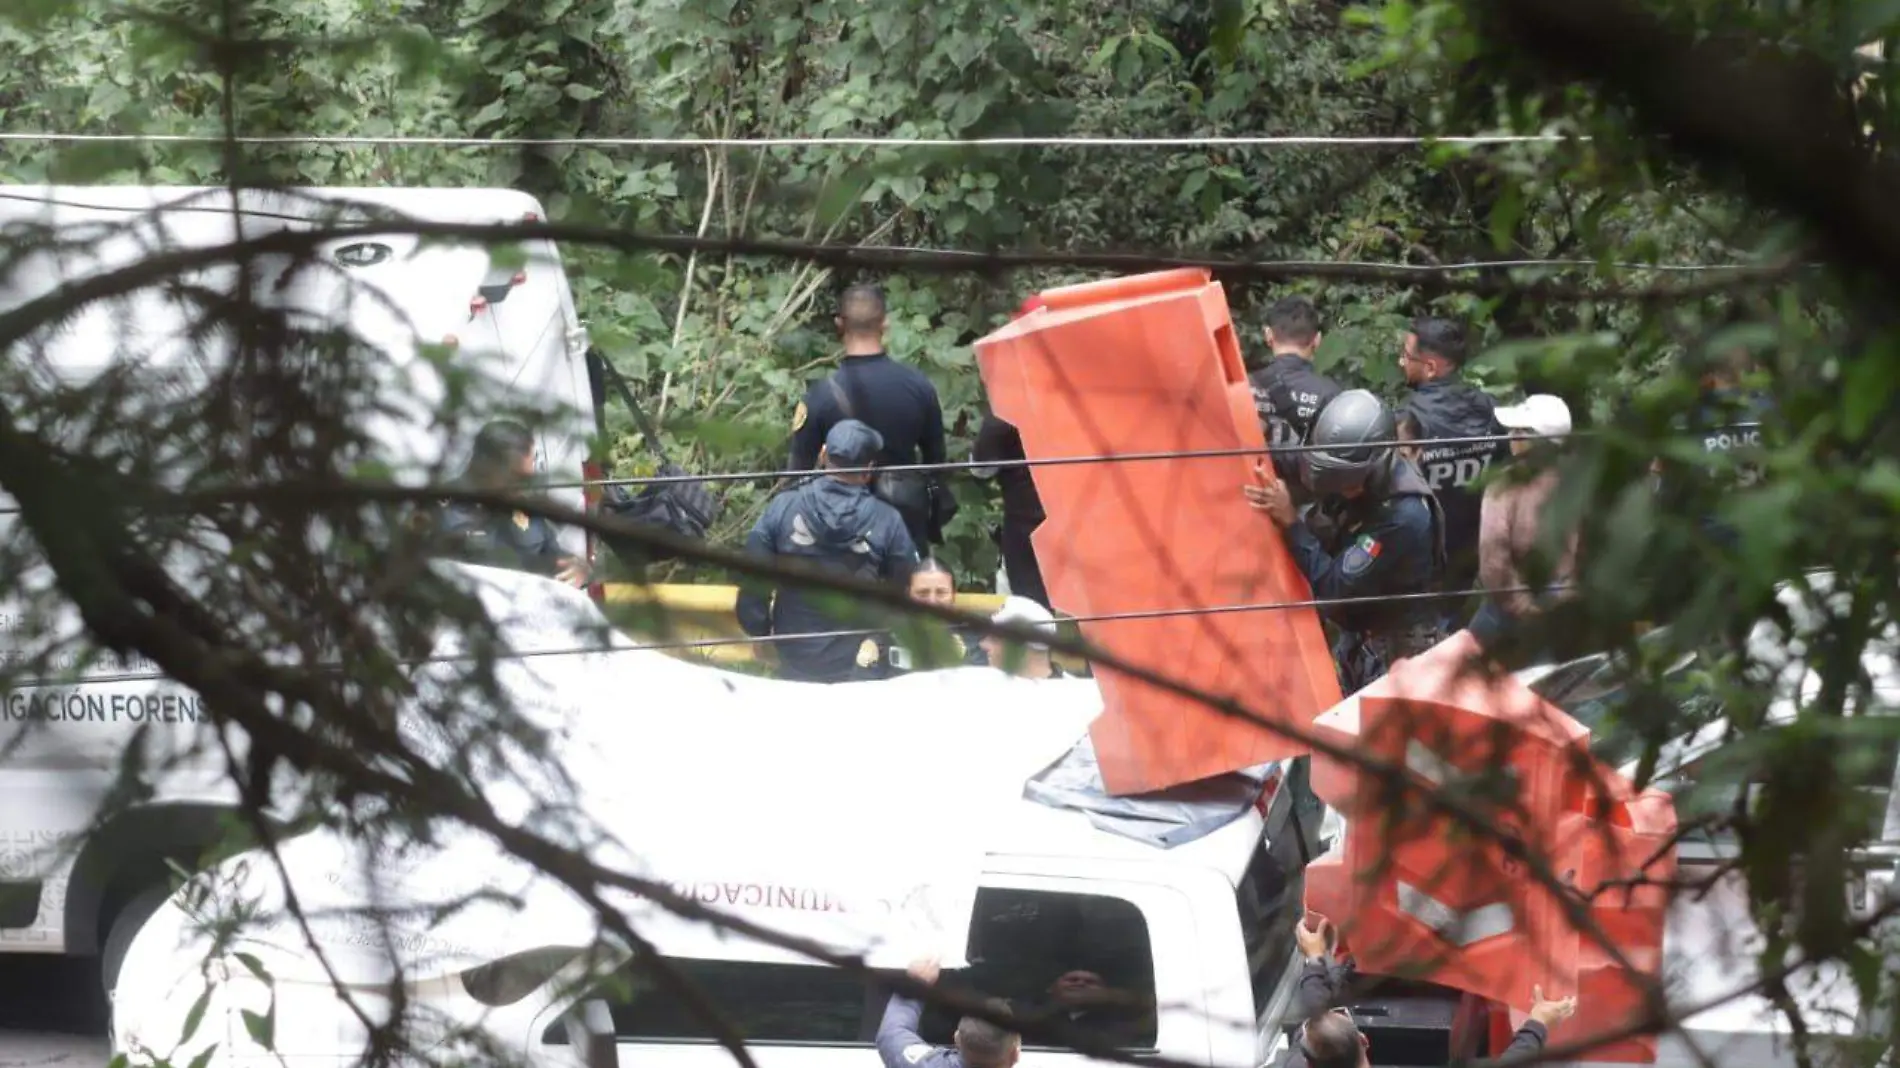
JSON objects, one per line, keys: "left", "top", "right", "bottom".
{"left": 1494, "top": 394, "right": 1572, "bottom": 442}
{"left": 990, "top": 596, "right": 1058, "bottom": 650}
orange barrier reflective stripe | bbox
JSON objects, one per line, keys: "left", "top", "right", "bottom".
{"left": 1303, "top": 631, "right": 1676, "bottom": 1063}
{"left": 974, "top": 269, "right": 1341, "bottom": 795}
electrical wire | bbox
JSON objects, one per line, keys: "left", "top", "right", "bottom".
{"left": 0, "top": 581, "right": 1550, "bottom": 689}
{"left": 0, "top": 132, "right": 1584, "bottom": 149}
{"left": 846, "top": 243, "right": 1778, "bottom": 273}
{"left": 0, "top": 188, "right": 1767, "bottom": 274}
{"left": 564, "top": 423, "right": 1765, "bottom": 491}
{"left": 0, "top": 424, "right": 1763, "bottom": 514}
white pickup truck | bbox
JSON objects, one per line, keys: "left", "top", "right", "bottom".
{"left": 109, "top": 562, "right": 1330, "bottom": 1068}
{"left": 109, "top": 566, "right": 1899, "bottom": 1068}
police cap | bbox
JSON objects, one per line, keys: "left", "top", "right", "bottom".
{"left": 824, "top": 419, "right": 884, "bottom": 467}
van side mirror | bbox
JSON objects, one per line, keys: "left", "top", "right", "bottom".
{"left": 563, "top": 999, "right": 618, "bottom": 1068}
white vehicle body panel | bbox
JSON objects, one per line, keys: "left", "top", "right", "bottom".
{"left": 0, "top": 185, "right": 593, "bottom": 956}
{"left": 113, "top": 568, "right": 1893, "bottom": 1068}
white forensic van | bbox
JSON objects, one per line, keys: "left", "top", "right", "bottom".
{"left": 111, "top": 567, "right": 1900, "bottom": 1068}
{"left": 0, "top": 185, "right": 600, "bottom": 990}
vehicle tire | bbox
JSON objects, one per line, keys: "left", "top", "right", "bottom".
{"left": 100, "top": 884, "right": 171, "bottom": 1002}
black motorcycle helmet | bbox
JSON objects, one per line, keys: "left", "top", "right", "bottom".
{"left": 1301, "top": 389, "right": 1397, "bottom": 497}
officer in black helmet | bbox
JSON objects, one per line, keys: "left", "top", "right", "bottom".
{"left": 1245, "top": 389, "right": 1448, "bottom": 692}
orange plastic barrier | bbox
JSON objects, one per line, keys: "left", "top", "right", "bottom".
{"left": 1302, "top": 631, "right": 1676, "bottom": 1063}
{"left": 974, "top": 269, "right": 1341, "bottom": 796}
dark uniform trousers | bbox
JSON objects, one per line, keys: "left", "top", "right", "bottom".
{"left": 972, "top": 413, "right": 1051, "bottom": 609}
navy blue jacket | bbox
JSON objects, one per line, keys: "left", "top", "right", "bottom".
{"left": 877, "top": 995, "right": 963, "bottom": 1068}
{"left": 736, "top": 476, "right": 918, "bottom": 681}
{"left": 1398, "top": 377, "right": 1511, "bottom": 589}
{"left": 436, "top": 499, "right": 570, "bottom": 578}
{"left": 790, "top": 354, "right": 946, "bottom": 472}
{"left": 1250, "top": 354, "right": 1344, "bottom": 485}
{"left": 1668, "top": 386, "right": 1775, "bottom": 547}
{"left": 1286, "top": 460, "right": 1445, "bottom": 636}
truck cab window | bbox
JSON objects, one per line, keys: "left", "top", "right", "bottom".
{"left": 918, "top": 887, "right": 1159, "bottom": 1051}
{"left": 541, "top": 957, "right": 871, "bottom": 1046}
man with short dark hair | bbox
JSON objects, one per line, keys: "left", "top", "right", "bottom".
{"left": 789, "top": 283, "right": 950, "bottom": 549}
{"left": 1393, "top": 317, "right": 1510, "bottom": 627}
{"left": 739, "top": 419, "right": 919, "bottom": 682}
{"left": 877, "top": 957, "right": 1020, "bottom": 1068}
{"left": 1249, "top": 296, "right": 1344, "bottom": 491}
{"left": 435, "top": 419, "right": 589, "bottom": 586}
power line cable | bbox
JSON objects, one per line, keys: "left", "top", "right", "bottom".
{"left": 563, "top": 424, "right": 1765, "bottom": 491}
{"left": 0, "top": 132, "right": 1585, "bottom": 149}
{"left": 0, "top": 425, "right": 1766, "bottom": 513}
{"left": 0, "top": 189, "right": 1765, "bottom": 274}
{"left": 0, "top": 581, "right": 1553, "bottom": 689}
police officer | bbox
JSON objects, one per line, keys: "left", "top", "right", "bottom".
{"left": 971, "top": 411, "right": 1050, "bottom": 609}
{"left": 436, "top": 420, "right": 589, "bottom": 587}
{"left": 1681, "top": 344, "right": 1775, "bottom": 544}
{"left": 1248, "top": 295, "right": 1343, "bottom": 491}
{"left": 738, "top": 419, "right": 920, "bottom": 683}
{"left": 880, "top": 557, "right": 989, "bottom": 674}
{"left": 1393, "top": 317, "right": 1509, "bottom": 625}
{"left": 1244, "top": 390, "right": 1447, "bottom": 692}
{"left": 790, "top": 283, "right": 949, "bottom": 550}
{"left": 877, "top": 956, "right": 1020, "bottom": 1068}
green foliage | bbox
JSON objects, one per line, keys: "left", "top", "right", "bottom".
{"left": 6, "top": 0, "right": 1900, "bottom": 1057}
{"left": 0, "top": 0, "right": 1739, "bottom": 587}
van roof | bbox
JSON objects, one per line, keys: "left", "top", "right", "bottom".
{"left": 451, "top": 563, "right": 1277, "bottom": 886}
{"left": 0, "top": 184, "right": 551, "bottom": 225}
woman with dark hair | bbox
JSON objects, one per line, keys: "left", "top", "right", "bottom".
{"left": 435, "top": 420, "right": 589, "bottom": 586}
{"left": 880, "top": 558, "right": 988, "bottom": 675}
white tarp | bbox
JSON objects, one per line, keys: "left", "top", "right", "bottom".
{"left": 180, "top": 563, "right": 1104, "bottom": 984}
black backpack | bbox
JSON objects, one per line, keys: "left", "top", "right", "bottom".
{"left": 589, "top": 350, "right": 722, "bottom": 563}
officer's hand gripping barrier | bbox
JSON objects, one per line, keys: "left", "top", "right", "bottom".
{"left": 975, "top": 269, "right": 1341, "bottom": 796}
{"left": 1301, "top": 630, "right": 1678, "bottom": 1063}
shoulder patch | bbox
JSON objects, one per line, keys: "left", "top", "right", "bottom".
{"left": 857, "top": 637, "right": 881, "bottom": 668}
{"left": 1340, "top": 533, "right": 1382, "bottom": 578}
{"left": 900, "top": 1044, "right": 934, "bottom": 1065}
{"left": 792, "top": 400, "right": 808, "bottom": 432}
{"left": 512, "top": 510, "right": 531, "bottom": 531}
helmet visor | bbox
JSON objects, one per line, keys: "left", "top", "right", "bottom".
{"left": 1302, "top": 449, "right": 1377, "bottom": 497}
